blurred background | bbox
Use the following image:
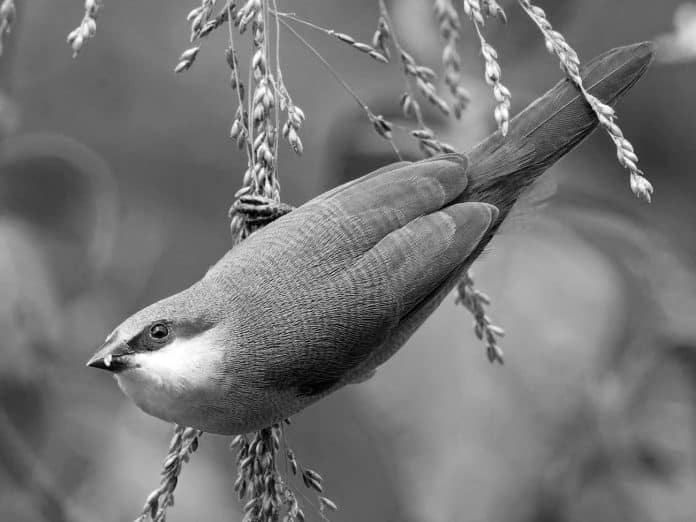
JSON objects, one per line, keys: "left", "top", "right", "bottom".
{"left": 1, "top": 0, "right": 696, "bottom": 520}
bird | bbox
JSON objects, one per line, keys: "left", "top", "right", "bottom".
{"left": 87, "top": 43, "right": 653, "bottom": 435}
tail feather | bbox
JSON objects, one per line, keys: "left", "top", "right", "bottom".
{"left": 463, "top": 42, "right": 654, "bottom": 228}
{"left": 348, "top": 43, "right": 654, "bottom": 375}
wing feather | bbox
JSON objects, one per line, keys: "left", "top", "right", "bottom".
{"left": 352, "top": 202, "right": 495, "bottom": 316}
{"left": 206, "top": 156, "right": 491, "bottom": 397}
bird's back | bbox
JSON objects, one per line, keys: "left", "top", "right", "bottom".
{"left": 204, "top": 157, "right": 493, "bottom": 410}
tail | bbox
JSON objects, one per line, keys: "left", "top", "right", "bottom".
{"left": 462, "top": 42, "right": 654, "bottom": 229}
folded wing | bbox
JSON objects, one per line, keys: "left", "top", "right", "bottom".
{"left": 208, "top": 156, "right": 494, "bottom": 396}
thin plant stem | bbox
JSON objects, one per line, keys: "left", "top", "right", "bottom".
{"left": 277, "top": 16, "right": 401, "bottom": 159}
{"left": 277, "top": 19, "right": 368, "bottom": 115}
{"left": 272, "top": 9, "right": 390, "bottom": 65}
{"left": 247, "top": 49, "right": 255, "bottom": 169}
{"left": 273, "top": 11, "right": 335, "bottom": 35}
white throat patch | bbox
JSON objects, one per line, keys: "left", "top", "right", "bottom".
{"left": 114, "top": 328, "right": 224, "bottom": 422}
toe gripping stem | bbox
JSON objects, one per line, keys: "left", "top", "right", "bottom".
{"left": 229, "top": 195, "right": 295, "bottom": 240}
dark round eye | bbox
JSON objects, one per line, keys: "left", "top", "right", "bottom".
{"left": 149, "top": 323, "right": 169, "bottom": 341}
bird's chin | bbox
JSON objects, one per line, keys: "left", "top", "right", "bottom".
{"left": 107, "top": 356, "right": 138, "bottom": 373}
{"left": 113, "top": 363, "right": 188, "bottom": 425}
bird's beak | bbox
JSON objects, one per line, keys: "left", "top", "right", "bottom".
{"left": 86, "top": 337, "right": 134, "bottom": 372}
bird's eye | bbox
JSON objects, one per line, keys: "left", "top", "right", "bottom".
{"left": 149, "top": 323, "right": 169, "bottom": 341}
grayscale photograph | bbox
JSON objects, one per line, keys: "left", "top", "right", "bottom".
{"left": 0, "top": 1, "right": 695, "bottom": 521}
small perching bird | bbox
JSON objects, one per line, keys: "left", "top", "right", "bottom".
{"left": 87, "top": 43, "right": 654, "bottom": 435}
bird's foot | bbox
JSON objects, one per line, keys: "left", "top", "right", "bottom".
{"left": 230, "top": 195, "right": 295, "bottom": 225}
{"left": 229, "top": 195, "right": 295, "bottom": 241}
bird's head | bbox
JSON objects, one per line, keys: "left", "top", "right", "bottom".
{"left": 87, "top": 283, "right": 222, "bottom": 371}
{"left": 86, "top": 282, "right": 229, "bottom": 420}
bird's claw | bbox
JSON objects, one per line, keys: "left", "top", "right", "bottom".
{"left": 229, "top": 195, "right": 295, "bottom": 225}
{"left": 229, "top": 195, "right": 295, "bottom": 241}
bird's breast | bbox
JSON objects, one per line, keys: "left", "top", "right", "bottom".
{"left": 113, "top": 329, "right": 315, "bottom": 434}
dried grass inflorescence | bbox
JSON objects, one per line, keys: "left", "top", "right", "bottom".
{"left": 135, "top": 426, "right": 202, "bottom": 522}
{"left": 67, "top": 0, "right": 100, "bottom": 57}
{"left": 518, "top": 0, "right": 653, "bottom": 202}
{"left": 279, "top": 12, "right": 389, "bottom": 64}
{"left": 456, "top": 271, "right": 505, "bottom": 364}
{"left": 225, "top": 0, "right": 306, "bottom": 243}
{"left": 463, "top": 0, "right": 511, "bottom": 136}
{"left": 60, "top": 1, "right": 655, "bottom": 520}
{"left": 433, "top": 0, "right": 470, "bottom": 118}
{"left": 0, "top": 0, "right": 15, "bottom": 56}
{"left": 375, "top": 0, "right": 457, "bottom": 157}
{"left": 231, "top": 424, "right": 337, "bottom": 522}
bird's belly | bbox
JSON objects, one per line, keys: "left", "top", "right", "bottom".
{"left": 178, "top": 388, "right": 312, "bottom": 435}
{"left": 115, "top": 368, "right": 313, "bottom": 434}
